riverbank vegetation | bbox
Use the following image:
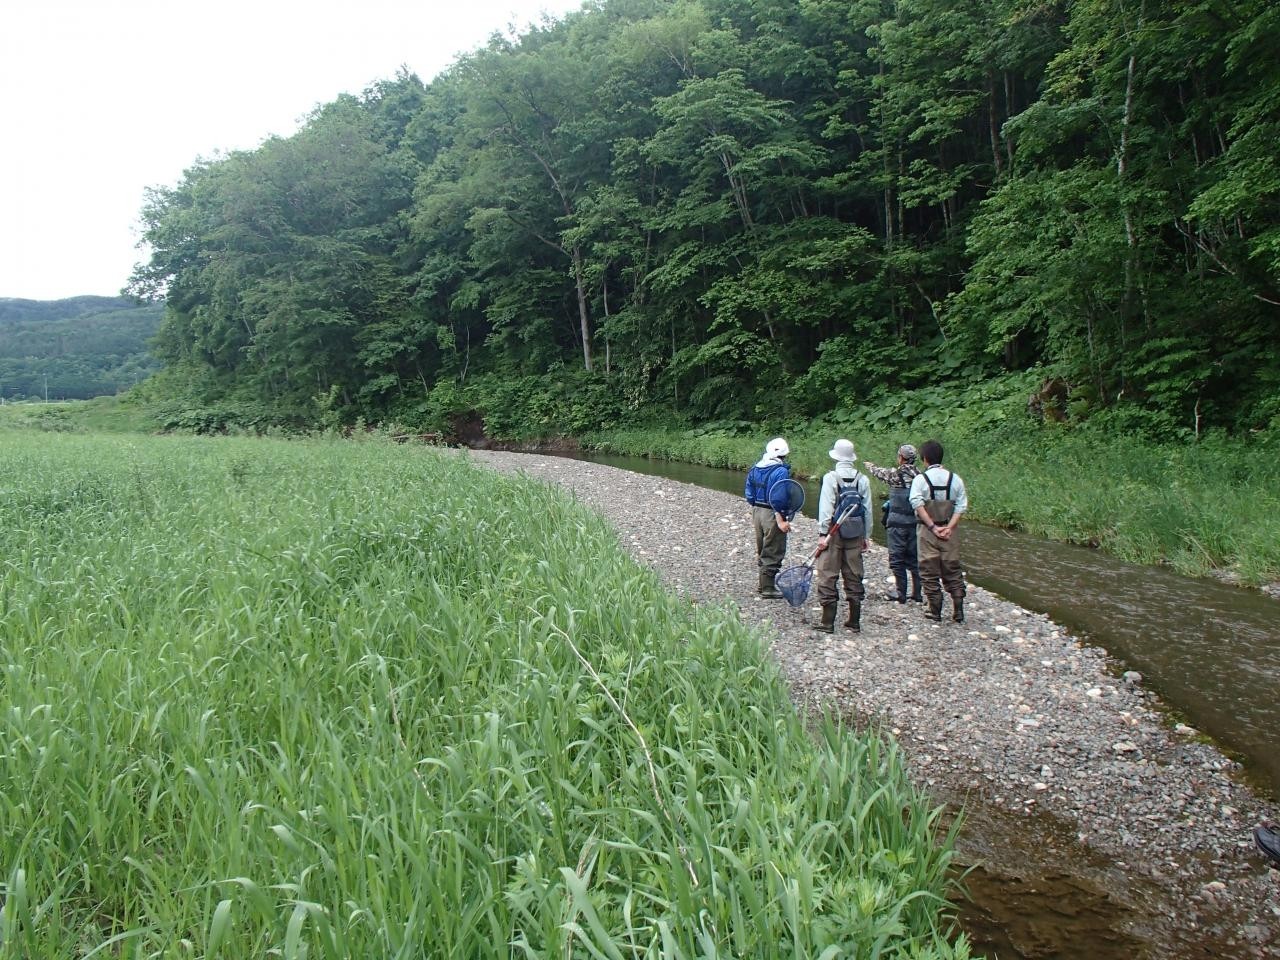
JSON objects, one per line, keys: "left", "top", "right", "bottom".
{"left": 16, "top": 369, "right": 1277, "bottom": 584}
{"left": 0, "top": 430, "right": 967, "bottom": 957}
{"left": 582, "top": 372, "right": 1280, "bottom": 587}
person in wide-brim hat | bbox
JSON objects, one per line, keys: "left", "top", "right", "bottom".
{"left": 812, "top": 438, "right": 872, "bottom": 634}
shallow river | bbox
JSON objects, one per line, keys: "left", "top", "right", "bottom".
{"left": 566, "top": 452, "right": 1280, "bottom": 799}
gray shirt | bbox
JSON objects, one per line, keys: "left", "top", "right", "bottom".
{"left": 908, "top": 464, "right": 968, "bottom": 515}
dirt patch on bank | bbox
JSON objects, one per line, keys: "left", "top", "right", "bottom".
{"left": 465, "top": 450, "right": 1280, "bottom": 959}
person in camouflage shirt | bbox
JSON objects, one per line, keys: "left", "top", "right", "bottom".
{"left": 864, "top": 444, "right": 922, "bottom": 603}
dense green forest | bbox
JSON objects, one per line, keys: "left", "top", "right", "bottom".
{"left": 130, "top": 0, "right": 1279, "bottom": 439}
{"left": 0, "top": 297, "right": 163, "bottom": 401}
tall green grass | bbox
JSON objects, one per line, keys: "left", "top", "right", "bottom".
{"left": 582, "top": 423, "right": 1280, "bottom": 586}
{"left": 0, "top": 431, "right": 967, "bottom": 958}
{"left": 0, "top": 395, "right": 161, "bottom": 433}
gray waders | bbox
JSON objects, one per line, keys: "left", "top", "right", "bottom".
{"left": 814, "top": 529, "right": 864, "bottom": 633}
{"left": 753, "top": 504, "right": 786, "bottom": 598}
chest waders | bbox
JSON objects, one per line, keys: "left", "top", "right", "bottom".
{"left": 918, "top": 470, "right": 965, "bottom": 623}
{"left": 885, "top": 485, "right": 921, "bottom": 602}
{"left": 922, "top": 472, "right": 956, "bottom": 526}
{"left": 747, "top": 464, "right": 790, "bottom": 598}
{"left": 886, "top": 485, "right": 917, "bottom": 526}
{"left": 814, "top": 472, "right": 867, "bottom": 634}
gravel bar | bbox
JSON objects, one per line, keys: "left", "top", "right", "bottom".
{"left": 466, "top": 450, "right": 1280, "bottom": 958}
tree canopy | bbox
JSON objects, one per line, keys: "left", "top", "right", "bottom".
{"left": 131, "top": 0, "right": 1280, "bottom": 437}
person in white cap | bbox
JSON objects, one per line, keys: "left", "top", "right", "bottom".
{"left": 744, "top": 436, "right": 794, "bottom": 598}
{"left": 813, "top": 438, "right": 871, "bottom": 633}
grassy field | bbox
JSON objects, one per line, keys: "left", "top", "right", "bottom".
{"left": 582, "top": 424, "right": 1280, "bottom": 587}
{"left": 0, "top": 430, "right": 967, "bottom": 958}
{"left": 0, "top": 394, "right": 161, "bottom": 433}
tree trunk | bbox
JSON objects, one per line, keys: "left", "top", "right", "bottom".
{"left": 1117, "top": 47, "right": 1147, "bottom": 334}
{"left": 988, "top": 71, "right": 1005, "bottom": 179}
{"left": 571, "top": 244, "right": 593, "bottom": 371}
{"left": 602, "top": 275, "right": 611, "bottom": 375}
{"left": 1003, "top": 71, "right": 1015, "bottom": 169}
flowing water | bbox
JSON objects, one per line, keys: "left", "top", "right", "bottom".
{"left": 551, "top": 451, "right": 1280, "bottom": 957}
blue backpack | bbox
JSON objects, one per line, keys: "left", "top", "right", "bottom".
{"left": 835, "top": 476, "right": 867, "bottom": 539}
{"left": 745, "top": 463, "right": 790, "bottom": 508}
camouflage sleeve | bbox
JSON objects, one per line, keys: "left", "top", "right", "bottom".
{"left": 864, "top": 462, "right": 897, "bottom": 485}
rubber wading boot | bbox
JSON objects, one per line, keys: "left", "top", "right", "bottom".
{"left": 924, "top": 597, "right": 943, "bottom": 622}
{"left": 814, "top": 603, "right": 836, "bottom": 633}
{"left": 909, "top": 573, "right": 923, "bottom": 602}
{"left": 952, "top": 598, "right": 965, "bottom": 623}
{"left": 844, "top": 601, "right": 862, "bottom": 632}
{"left": 758, "top": 570, "right": 783, "bottom": 600}
{"left": 885, "top": 571, "right": 907, "bottom": 603}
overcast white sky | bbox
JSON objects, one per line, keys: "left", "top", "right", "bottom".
{"left": 0, "top": 0, "right": 584, "bottom": 301}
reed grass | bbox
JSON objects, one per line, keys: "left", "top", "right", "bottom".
{"left": 581, "top": 425, "right": 1280, "bottom": 586}
{"left": 0, "top": 430, "right": 967, "bottom": 958}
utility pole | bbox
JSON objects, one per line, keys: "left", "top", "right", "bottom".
{"left": 44, "top": 374, "right": 49, "bottom": 404}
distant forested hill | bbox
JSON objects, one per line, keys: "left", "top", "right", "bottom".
{"left": 0, "top": 296, "right": 163, "bottom": 400}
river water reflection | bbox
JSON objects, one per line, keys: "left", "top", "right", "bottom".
{"left": 563, "top": 451, "right": 1280, "bottom": 798}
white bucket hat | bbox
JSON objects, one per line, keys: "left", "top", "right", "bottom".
{"left": 828, "top": 438, "right": 856, "bottom": 461}
{"left": 765, "top": 437, "right": 790, "bottom": 458}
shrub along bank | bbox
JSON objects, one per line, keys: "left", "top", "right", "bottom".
{"left": 0, "top": 430, "right": 968, "bottom": 958}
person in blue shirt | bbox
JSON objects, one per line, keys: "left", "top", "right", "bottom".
{"left": 744, "top": 437, "right": 793, "bottom": 598}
